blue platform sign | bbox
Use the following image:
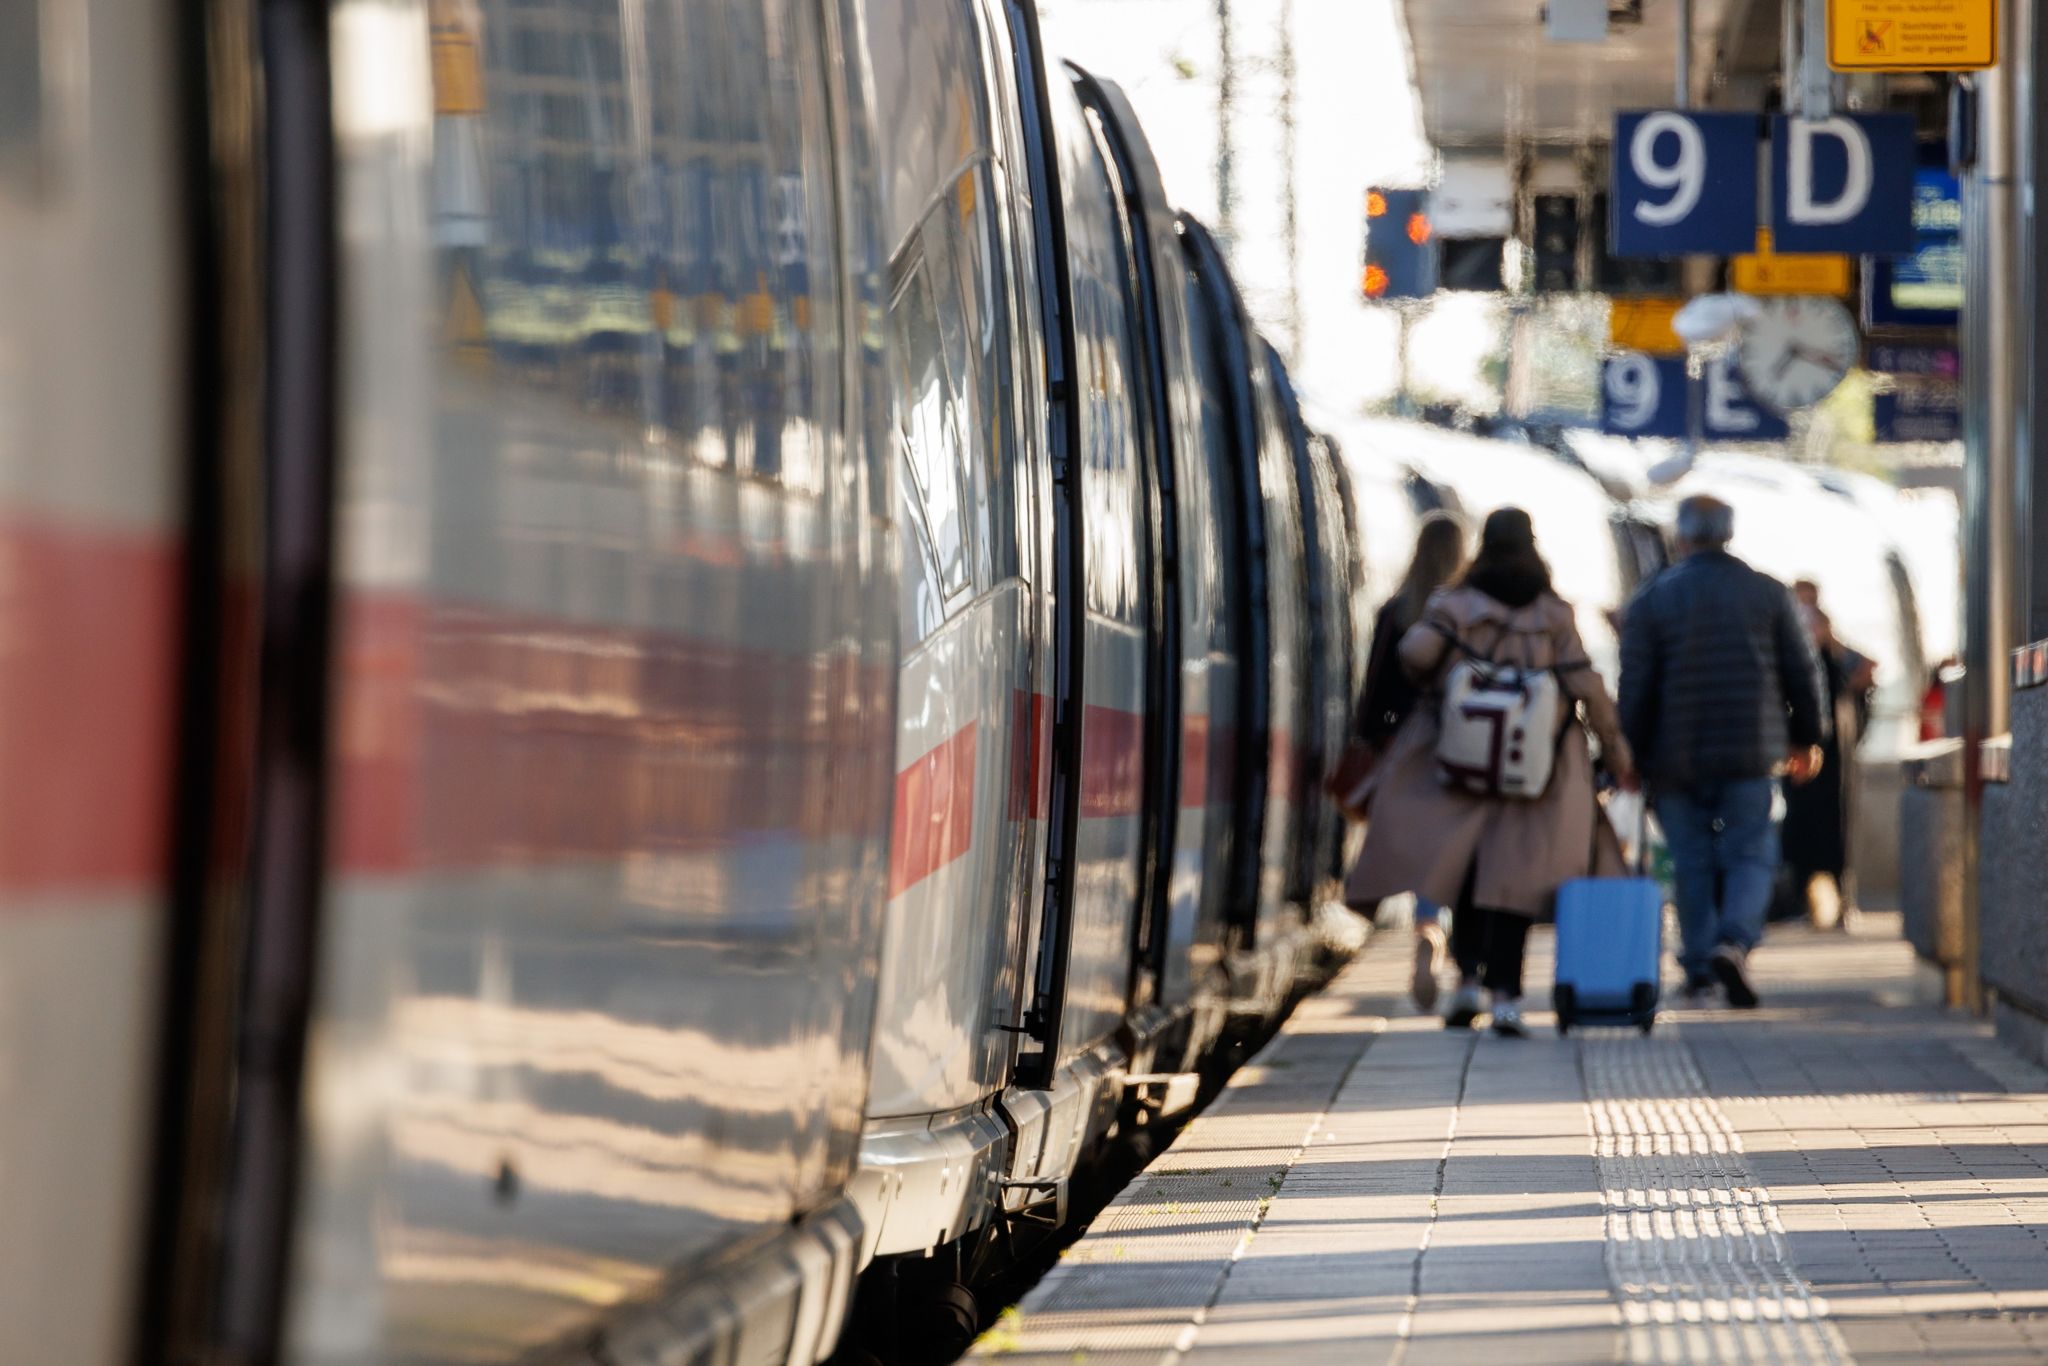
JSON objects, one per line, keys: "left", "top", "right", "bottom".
{"left": 1864, "top": 163, "right": 1962, "bottom": 328}
{"left": 1611, "top": 112, "right": 1759, "bottom": 257}
{"left": 1601, "top": 353, "right": 1688, "bottom": 437}
{"left": 1601, "top": 351, "right": 1789, "bottom": 442}
{"left": 1874, "top": 385, "right": 1962, "bottom": 443}
{"left": 1770, "top": 114, "right": 1916, "bottom": 255}
{"left": 1700, "top": 351, "right": 1789, "bottom": 442}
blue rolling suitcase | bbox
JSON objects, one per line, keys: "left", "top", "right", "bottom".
{"left": 1552, "top": 873, "right": 1663, "bottom": 1036}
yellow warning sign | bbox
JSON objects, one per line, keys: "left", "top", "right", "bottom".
{"left": 1828, "top": 0, "right": 1996, "bottom": 72}
{"left": 1730, "top": 231, "right": 1854, "bottom": 297}
{"left": 1607, "top": 297, "right": 1685, "bottom": 357}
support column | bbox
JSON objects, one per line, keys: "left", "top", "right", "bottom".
{"left": 1961, "top": 7, "right": 2023, "bottom": 1011}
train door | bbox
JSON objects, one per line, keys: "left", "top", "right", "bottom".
{"left": 1177, "top": 216, "right": 1299, "bottom": 1016}
{"left": 1033, "top": 72, "right": 1156, "bottom": 1095}
{"left": 0, "top": 0, "right": 185, "bottom": 1356}
{"left": 1249, "top": 350, "right": 1311, "bottom": 953}
{"left": 850, "top": 0, "right": 1053, "bottom": 1268}
{"left": 1069, "top": 66, "right": 1237, "bottom": 1070}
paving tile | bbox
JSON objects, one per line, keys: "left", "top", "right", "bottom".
{"left": 973, "top": 917, "right": 2048, "bottom": 1364}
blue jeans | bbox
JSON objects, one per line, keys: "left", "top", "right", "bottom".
{"left": 1655, "top": 778, "right": 1779, "bottom": 985}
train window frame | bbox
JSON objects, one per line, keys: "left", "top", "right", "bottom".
{"left": 887, "top": 156, "right": 1014, "bottom": 646}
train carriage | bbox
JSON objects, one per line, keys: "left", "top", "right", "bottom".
{"left": 0, "top": 0, "right": 1366, "bottom": 1359}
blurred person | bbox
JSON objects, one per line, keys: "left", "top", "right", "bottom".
{"left": 1618, "top": 496, "right": 1827, "bottom": 1010}
{"left": 1346, "top": 508, "right": 1634, "bottom": 1038}
{"left": 1346, "top": 512, "right": 1466, "bottom": 1010}
{"left": 1775, "top": 581, "right": 1875, "bottom": 930}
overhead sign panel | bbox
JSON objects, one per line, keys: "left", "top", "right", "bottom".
{"left": 1611, "top": 111, "right": 1759, "bottom": 257}
{"left": 1828, "top": 0, "right": 1997, "bottom": 72}
{"left": 1599, "top": 352, "right": 1790, "bottom": 441}
{"left": 1730, "top": 230, "right": 1854, "bottom": 296}
{"left": 1608, "top": 297, "right": 1685, "bottom": 355}
{"left": 1769, "top": 114, "right": 1916, "bottom": 255}
{"left": 1874, "top": 383, "right": 1962, "bottom": 442}
{"left": 1865, "top": 164, "right": 1962, "bottom": 327}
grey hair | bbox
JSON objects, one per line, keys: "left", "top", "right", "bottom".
{"left": 1675, "top": 494, "right": 1734, "bottom": 548}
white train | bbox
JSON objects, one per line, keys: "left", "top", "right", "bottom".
{"left": 0, "top": 0, "right": 1361, "bottom": 1362}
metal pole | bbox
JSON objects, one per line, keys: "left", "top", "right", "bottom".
{"left": 1800, "top": 0, "right": 1833, "bottom": 119}
{"left": 1782, "top": 0, "right": 1799, "bottom": 112}
{"left": 1675, "top": 0, "right": 1692, "bottom": 107}
{"left": 1278, "top": 0, "right": 1301, "bottom": 364}
{"left": 1215, "top": 0, "right": 1235, "bottom": 247}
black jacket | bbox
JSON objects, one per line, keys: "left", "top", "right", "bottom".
{"left": 1355, "top": 597, "right": 1421, "bottom": 751}
{"left": 1618, "top": 550, "right": 1827, "bottom": 788}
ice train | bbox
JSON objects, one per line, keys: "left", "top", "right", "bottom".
{"left": 0, "top": 0, "right": 1362, "bottom": 1361}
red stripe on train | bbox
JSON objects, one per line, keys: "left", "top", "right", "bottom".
{"left": 0, "top": 519, "right": 179, "bottom": 894}
{"left": 887, "top": 720, "right": 977, "bottom": 896}
{"left": 332, "top": 593, "right": 899, "bottom": 875}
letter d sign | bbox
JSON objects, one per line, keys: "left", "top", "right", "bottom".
{"left": 1770, "top": 113, "right": 1915, "bottom": 254}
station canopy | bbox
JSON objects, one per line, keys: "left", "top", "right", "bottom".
{"left": 1405, "top": 0, "right": 1781, "bottom": 149}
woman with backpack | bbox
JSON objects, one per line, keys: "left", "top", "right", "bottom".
{"left": 1344, "top": 507, "right": 1635, "bottom": 1037}
{"left": 1349, "top": 512, "right": 1467, "bottom": 1010}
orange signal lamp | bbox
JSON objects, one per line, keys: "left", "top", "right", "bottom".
{"left": 1362, "top": 264, "right": 1389, "bottom": 299}
{"left": 1407, "top": 213, "right": 1432, "bottom": 246}
{"left": 1366, "top": 189, "right": 1387, "bottom": 218}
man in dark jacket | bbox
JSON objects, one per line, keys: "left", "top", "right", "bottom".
{"left": 1619, "top": 495, "right": 1827, "bottom": 1008}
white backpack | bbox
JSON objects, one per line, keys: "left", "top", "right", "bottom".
{"left": 1435, "top": 651, "right": 1569, "bottom": 800}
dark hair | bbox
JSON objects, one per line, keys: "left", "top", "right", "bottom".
{"left": 1393, "top": 512, "right": 1466, "bottom": 624}
{"left": 1458, "top": 506, "right": 1552, "bottom": 609}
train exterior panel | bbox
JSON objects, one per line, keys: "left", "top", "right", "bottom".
{"left": 0, "top": 0, "right": 183, "bottom": 1354}
{"left": 289, "top": 0, "right": 899, "bottom": 1358}
{"left": 852, "top": 0, "right": 1054, "bottom": 1264}
{"left": 1070, "top": 69, "right": 1238, "bottom": 1067}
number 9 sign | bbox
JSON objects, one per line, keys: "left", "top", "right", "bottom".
{"left": 1612, "top": 111, "right": 1757, "bottom": 257}
{"left": 1601, "top": 352, "right": 1687, "bottom": 438}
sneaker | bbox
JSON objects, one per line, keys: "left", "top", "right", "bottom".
{"left": 1489, "top": 996, "right": 1527, "bottom": 1038}
{"left": 1444, "top": 981, "right": 1484, "bottom": 1030}
{"left": 1680, "top": 979, "right": 1717, "bottom": 1009}
{"left": 1711, "top": 943, "right": 1760, "bottom": 1009}
{"left": 1411, "top": 924, "right": 1446, "bottom": 1012}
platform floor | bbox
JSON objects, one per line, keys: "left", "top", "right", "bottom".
{"left": 973, "top": 917, "right": 2048, "bottom": 1364}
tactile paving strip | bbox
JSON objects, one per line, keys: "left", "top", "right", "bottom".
{"left": 1581, "top": 1028, "right": 1854, "bottom": 1365}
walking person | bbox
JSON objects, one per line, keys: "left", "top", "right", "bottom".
{"left": 1777, "top": 581, "right": 1875, "bottom": 930}
{"left": 1617, "top": 496, "right": 1827, "bottom": 1009}
{"left": 1347, "top": 508, "right": 1634, "bottom": 1037}
{"left": 1350, "top": 512, "right": 1466, "bottom": 1010}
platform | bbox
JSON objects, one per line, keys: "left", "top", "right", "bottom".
{"left": 974, "top": 918, "right": 2048, "bottom": 1363}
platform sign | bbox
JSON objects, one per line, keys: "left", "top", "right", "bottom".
{"left": 1730, "top": 230, "right": 1854, "bottom": 296}
{"left": 1865, "top": 165, "right": 1963, "bottom": 327}
{"left": 1874, "top": 383, "right": 1962, "bottom": 442}
{"left": 1770, "top": 114, "right": 1916, "bottom": 255}
{"left": 1866, "top": 340, "right": 1958, "bottom": 377}
{"left": 1600, "top": 351, "right": 1790, "bottom": 441}
{"left": 1602, "top": 353, "right": 1689, "bottom": 438}
{"left": 1608, "top": 296, "right": 1685, "bottom": 355}
{"left": 1611, "top": 111, "right": 1760, "bottom": 257}
{"left": 1828, "top": 0, "right": 1996, "bottom": 72}
{"left": 1702, "top": 352, "right": 1791, "bottom": 441}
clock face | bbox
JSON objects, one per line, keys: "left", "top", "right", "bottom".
{"left": 1735, "top": 296, "right": 1859, "bottom": 414}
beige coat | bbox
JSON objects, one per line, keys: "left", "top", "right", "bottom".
{"left": 1344, "top": 586, "right": 1633, "bottom": 918}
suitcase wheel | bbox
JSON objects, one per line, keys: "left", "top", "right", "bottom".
{"left": 1552, "top": 984, "right": 1576, "bottom": 1035}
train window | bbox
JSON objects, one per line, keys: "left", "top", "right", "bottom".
{"left": 889, "top": 162, "right": 1014, "bottom": 644}
{"left": 892, "top": 260, "right": 965, "bottom": 642}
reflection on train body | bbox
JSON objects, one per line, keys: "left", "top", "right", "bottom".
{"left": 299, "top": 0, "right": 897, "bottom": 1356}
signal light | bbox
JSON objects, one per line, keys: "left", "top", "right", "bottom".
{"left": 1362, "top": 186, "right": 1437, "bottom": 301}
